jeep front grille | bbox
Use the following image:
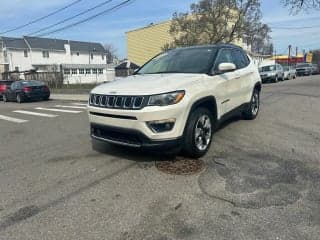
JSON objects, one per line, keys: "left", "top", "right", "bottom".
{"left": 89, "top": 94, "right": 148, "bottom": 110}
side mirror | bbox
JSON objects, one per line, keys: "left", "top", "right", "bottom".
{"left": 218, "top": 63, "right": 236, "bottom": 73}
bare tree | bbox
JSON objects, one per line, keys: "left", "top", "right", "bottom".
{"left": 103, "top": 43, "right": 118, "bottom": 64}
{"left": 166, "top": 0, "right": 271, "bottom": 54}
{"left": 282, "top": 0, "right": 320, "bottom": 12}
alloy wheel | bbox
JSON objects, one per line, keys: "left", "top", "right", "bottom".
{"left": 251, "top": 91, "right": 259, "bottom": 116}
{"left": 194, "top": 114, "right": 212, "bottom": 151}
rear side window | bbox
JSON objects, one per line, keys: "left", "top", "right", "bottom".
{"left": 232, "top": 50, "right": 250, "bottom": 69}
{"left": 214, "top": 49, "right": 233, "bottom": 71}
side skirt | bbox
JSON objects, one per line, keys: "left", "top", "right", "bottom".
{"left": 216, "top": 103, "right": 250, "bottom": 129}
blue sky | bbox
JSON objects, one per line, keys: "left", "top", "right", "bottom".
{"left": 0, "top": 0, "right": 319, "bottom": 58}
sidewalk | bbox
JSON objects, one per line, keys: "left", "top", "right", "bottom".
{"left": 50, "top": 94, "right": 89, "bottom": 102}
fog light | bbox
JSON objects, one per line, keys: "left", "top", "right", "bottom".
{"left": 147, "top": 118, "right": 176, "bottom": 133}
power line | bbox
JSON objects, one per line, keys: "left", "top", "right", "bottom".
{"left": 0, "top": 0, "right": 83, "bottom": 35}
{"left": 28, "top": 0, "right": 114, "bottom": 36}
{"left": 268, "top": 23, "right": 320, "bottom": 29}
{"left": 36, "top": 0, "right": 133, "bottom": 37}
{"left": 271, "top": 26, "right": 320, "bottom": 29}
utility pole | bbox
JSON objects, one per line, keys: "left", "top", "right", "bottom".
{"left": 295, "top": 47, "right": 298, "bottom": 65}
{"left": 288, "top": 45, "right": 292, "bottom": 66}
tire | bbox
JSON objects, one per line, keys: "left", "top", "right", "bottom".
{"left": 16, "top": 93, "right": 23, "bottom": 103}
{"left": 182, "top": 107, "right": 214, "bottom": 158}
{"left": 243, "top": 89, "right": 260, "bottom": 120}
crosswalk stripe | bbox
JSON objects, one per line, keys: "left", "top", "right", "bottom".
{"left": 35, "top": 107, "right": 82, "bottom": 113}
{"left": 72, "top": 103, "right": 87, "bottom": 106}
{"left": 55, "top": 105, "right": 87, "bottom": 109}
{"left": 13, "top": 110, "right": 58, "bottom": 118}
{"left": 0, "top": 115, "right": 29, "bottom": 123}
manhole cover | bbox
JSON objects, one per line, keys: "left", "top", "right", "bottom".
{"left": 155, "top": 158, "right": 205, "bottom": 175}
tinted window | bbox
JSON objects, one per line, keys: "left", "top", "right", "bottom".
{"left": 138, "top": 47, "right": 217, "bottom": 74}
{"left": 20, "top": 81, "right": 44, "bottom": 87}
{"left": 232, "top": 50, "right": 248, "bottom": 69}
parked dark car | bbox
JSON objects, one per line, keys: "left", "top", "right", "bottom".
{"left": 296, "top": 63, "right": 313, "bottom": 76}
{"left": 0, "top": 80, "right": 14, "bottom": 100}
{"left": 3, "top": 80, "right": 50, "bottom": 103}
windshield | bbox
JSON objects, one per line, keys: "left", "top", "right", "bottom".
{"left": 137, "top": 47, "right": 217, "bottom": 74}
{"left": 283, "top": 66, "right": 289, "bottom": 71}
{"left": 259, "top": 65, "right": 275, "bottom": 72}
{"left": 297, "top": 64, "right": 311, "bottom": 68}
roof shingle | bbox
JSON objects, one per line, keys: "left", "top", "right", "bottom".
{"left": 0, "top": 37, "right": 28, "bottom": 49}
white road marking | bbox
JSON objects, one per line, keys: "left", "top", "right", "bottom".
{"left": 35, "top": 107, "right": 82, "bottom": 113}
{"left": 0, "top": 115, "right": 29, "bottom": 123}
{"left": 13, "top": 110, "right": 58, "bottom": 118}
{"left": 72, "top": 103, "right": 87, "bottom": 106}
{"left": 55, "top": 105, "right": 87, "bottom": 109}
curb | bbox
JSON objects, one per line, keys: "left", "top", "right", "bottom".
{"left": 50, "top": 94, "right": 89, "bottom": 102}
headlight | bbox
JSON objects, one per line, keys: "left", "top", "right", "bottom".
{"left": 148, "top": 91, "right": 185, "bottom": 106}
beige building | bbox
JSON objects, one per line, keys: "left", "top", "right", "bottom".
{"left": 126, "top": 21, "right": 173, "bottom": 66}
{"left": 126, "top": 20, "right": 250, "bottom": 66}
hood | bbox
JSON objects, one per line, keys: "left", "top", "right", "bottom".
{"left": 92, "top": 73, "right": 204, "bottom": 95}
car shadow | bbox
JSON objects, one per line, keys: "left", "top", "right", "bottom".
{"left": 92, "top": 139, "right": 177, "bottom": 163}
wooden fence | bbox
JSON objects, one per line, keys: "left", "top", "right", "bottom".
{"left": 24, "top": 72, "right": 63, "bottom": 88}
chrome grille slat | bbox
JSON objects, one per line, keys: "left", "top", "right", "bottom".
{"left": 90, "top": 94, "right": 146, "bottom": 110}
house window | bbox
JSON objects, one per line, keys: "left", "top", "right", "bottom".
{"left": 79, "top": 69, "right": 85, "bottom": 74}
{"left": 15, "top": 67, "right": 19, "bottom": 72}
{"left": 92, "top": 69, "right": 97, "bottom": 74}
{"left": 71, "top": 69, "right": 78, "bottom": 75}
{"left": 91, "top": 53, "right": 94, "bottom": 60}
{"left": 64, "top": 69, "right": 70, "bottom": 75}
{"left": 24, "top": 50, "right": 28, "bottom": 58}
{"left": 102, "top": 54, "right": 104, "bottom": 60}
{"left": 42, "top": 51, "right": 49, "bottom": 58}
{"left": 86, "top": 69, "right": 91, "bottom": 74}
{"left": 98, "top": 69, "right": 103, "bottom": 74}
{"left": 3, "top": 51, "right": 7, "bottom": 57}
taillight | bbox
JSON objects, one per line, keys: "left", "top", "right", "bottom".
{"left": 23, "top": 87, "right": 32, "bottom": 93}
{"left": 42, "top": 86, "right": 49, "bottom": 91}
{"left": 0, "top": 85, "right": 6, "bottom": 92}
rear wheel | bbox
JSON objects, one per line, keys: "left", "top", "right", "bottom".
{"left": 182, "top": 108, "right": 214, "bottom": 158}
{"left": 16, "top": 93, "right": 23, "bottom": 103}
{"left": 243, "top": 89, "right": 260, "bottom": 120}
{"left": 2, "top": 94, "right": 7, "bottom": 102}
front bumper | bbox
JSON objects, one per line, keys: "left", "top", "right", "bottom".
{"left": 87, "top": 100, "right": 189, "bottom": 141}
{"left": 91, "top": 123, "right": 182, "bottom": 150}
{"left": 260, "top": 75, "right": 276, "bottom": 82}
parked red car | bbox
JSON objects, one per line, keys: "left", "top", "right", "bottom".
{"left": 0, "top": 80, "right": 14, "bottom": 100}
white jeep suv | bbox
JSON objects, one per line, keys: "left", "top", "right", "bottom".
{"left": 88, "top": 44, "right": 261, "bottom": 158}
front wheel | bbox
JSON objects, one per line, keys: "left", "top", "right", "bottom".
{"left": 243, "top": 89, "right": 260, "bottom": 120}
{"left": 182, "top": 108, "right": 214, "bottom": 158}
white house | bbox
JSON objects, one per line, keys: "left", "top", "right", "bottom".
{"left": 0, "top": 36, "right": 115, "bottom": 84}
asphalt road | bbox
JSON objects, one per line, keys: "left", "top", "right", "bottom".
{"left": 0, "top": 76, "right": 319, "bottom": 240}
